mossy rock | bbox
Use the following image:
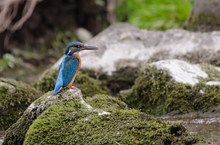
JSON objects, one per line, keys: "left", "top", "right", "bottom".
{"left": 81, "top": 66, "right": 138, "bottom": 96}
{"left": 3, "top": 90, "right": 66, "bottom": 145}
{"left": 176, "top": 49, "right": 220, "bottom": 67}
{"left": 185, "top": 0, "right": 220, "bottom": 32}
{"left": 76, "top": 73, "right": 109, "bottom": 97}
{"left": 0, "top": 78, "right": 41, "bottom": 130}
{"left": 34, "top": 68, "right": 109, "bottom": 97}
{"left": 121, "top": 64, "right": 220, "bottom": 115}
{"left": 107, "top": 66, "right": 139, "bottom": 95}
{"left": 3, "top": 89, "right": 197, "bottom": 145}
{"left": 186, "top": 12, "right": 220, "bottom": 31}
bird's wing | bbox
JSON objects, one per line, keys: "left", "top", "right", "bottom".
{"left": 62, "top": 56, "right": 79, "bottom": 86}
{"left": 53, "top": 58, "right": 66, "bottom": 95}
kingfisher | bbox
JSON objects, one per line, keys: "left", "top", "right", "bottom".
{"left": 53, "top": 41, "right": 98, "bottom": 95}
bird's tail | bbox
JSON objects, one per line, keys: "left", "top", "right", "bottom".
{"left": 53, "top": 72, "right": 63, "bottom": 95}
{"left": 53, "top": 85, "right": 62, "bottom": 95}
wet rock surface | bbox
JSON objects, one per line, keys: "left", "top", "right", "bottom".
{"left": 163, "top": 112, "right": 220, "bottom": 145}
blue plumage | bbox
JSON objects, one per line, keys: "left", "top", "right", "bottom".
{"left": 53, "top": 41, "right": 98, "bottom": 95}
{"left": 53, "top": 55, "right": 79, "bottom": 95}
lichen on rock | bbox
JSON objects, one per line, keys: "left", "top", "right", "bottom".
{"left": 3, "top": 88, "right": 197, "bottom": 145}
{"left": 0, "top": 78, "right": 41, "bottom": 130}
{"left": 121, "top": 60, "right": 220, "bottom": 115}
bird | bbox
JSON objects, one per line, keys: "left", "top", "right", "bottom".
{"left": 53, "top": 41, "right": 98, "bottom": 95}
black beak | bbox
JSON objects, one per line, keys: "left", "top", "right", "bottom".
{"left": 81, "top": 45, "right": 98, "bottom": 50}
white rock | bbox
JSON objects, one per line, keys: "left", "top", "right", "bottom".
{"left": 151, "top": 59, "right": 208, "bottom": 85}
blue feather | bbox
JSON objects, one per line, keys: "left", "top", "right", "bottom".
{"left": 53, "top": 55, "right": 79, "bottom": 95}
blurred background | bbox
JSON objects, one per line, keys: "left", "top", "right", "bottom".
{"left": 0, "top": 0, "right": 195, "bottom": 81}
{"left": 1, "top": 1, "right": 220, "bottom": 144}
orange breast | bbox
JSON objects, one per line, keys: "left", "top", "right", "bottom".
{"left": 72, "top": 53, "right": 81, "bottom": 73}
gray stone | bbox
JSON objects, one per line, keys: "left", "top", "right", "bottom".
{"left": 53, "top": 23, "right": 220, "bottom": 74}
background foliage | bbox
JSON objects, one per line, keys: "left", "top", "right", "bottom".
{"left": 116, "top": 0, "right": 192, "bottom": 30}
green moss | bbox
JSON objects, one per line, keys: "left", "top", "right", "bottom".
{"left": 123, "top": 66, "right": 220, "bottom": 115}
{"left": 4, "top": 90, "right": 197, "bottom": 145}
{"left": 85, "top": 94, "right": 128, "bottom": 111}
{"left": 0, "top": 78, "right": 41, "bottom": 130}
{"left": 200, "top": 64, "right": 220, "bottom": 82}
{"left": 193, "top": 84, "right": 220, "bottom": 112}
{"left": 34, "top": 68, "right": 109, "bottom": 97}
{"left": 186, "top": 12, "right": 220, "bottom": 31}
{"left": 23, "top": 100, "right": 194, "bottom": 145}
{"left": 76, "top": 73, "right": 109, "bottom": 97}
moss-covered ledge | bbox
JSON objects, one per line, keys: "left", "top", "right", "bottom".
{"left": 0, "top": 78, "right": 41, "bottom": 130}
{"left": 120, "top": 60, "right": 220, "bottom": 115}
{"left": 3, "top": 88, "right": 197, "bottom": 145}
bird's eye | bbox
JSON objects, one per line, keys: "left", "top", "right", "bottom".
{"left": 77, "top": 45, "right": 80, "bottom": 48}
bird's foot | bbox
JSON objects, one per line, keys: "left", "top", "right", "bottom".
{"left": 68, "top": 85, "right": 76, "bottom": 89}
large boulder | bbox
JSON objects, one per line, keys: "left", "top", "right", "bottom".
{"left": 3, "top": 88, "right": 197, "bottom": 145}
{"left": 54, "top": 23, "right": 220, "bottom": 74}
{"left": 0, "top": 78, "right": 41, "bottom": 130}
{"left": 121, "top": 59, "right": 220, "bottom": 115}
